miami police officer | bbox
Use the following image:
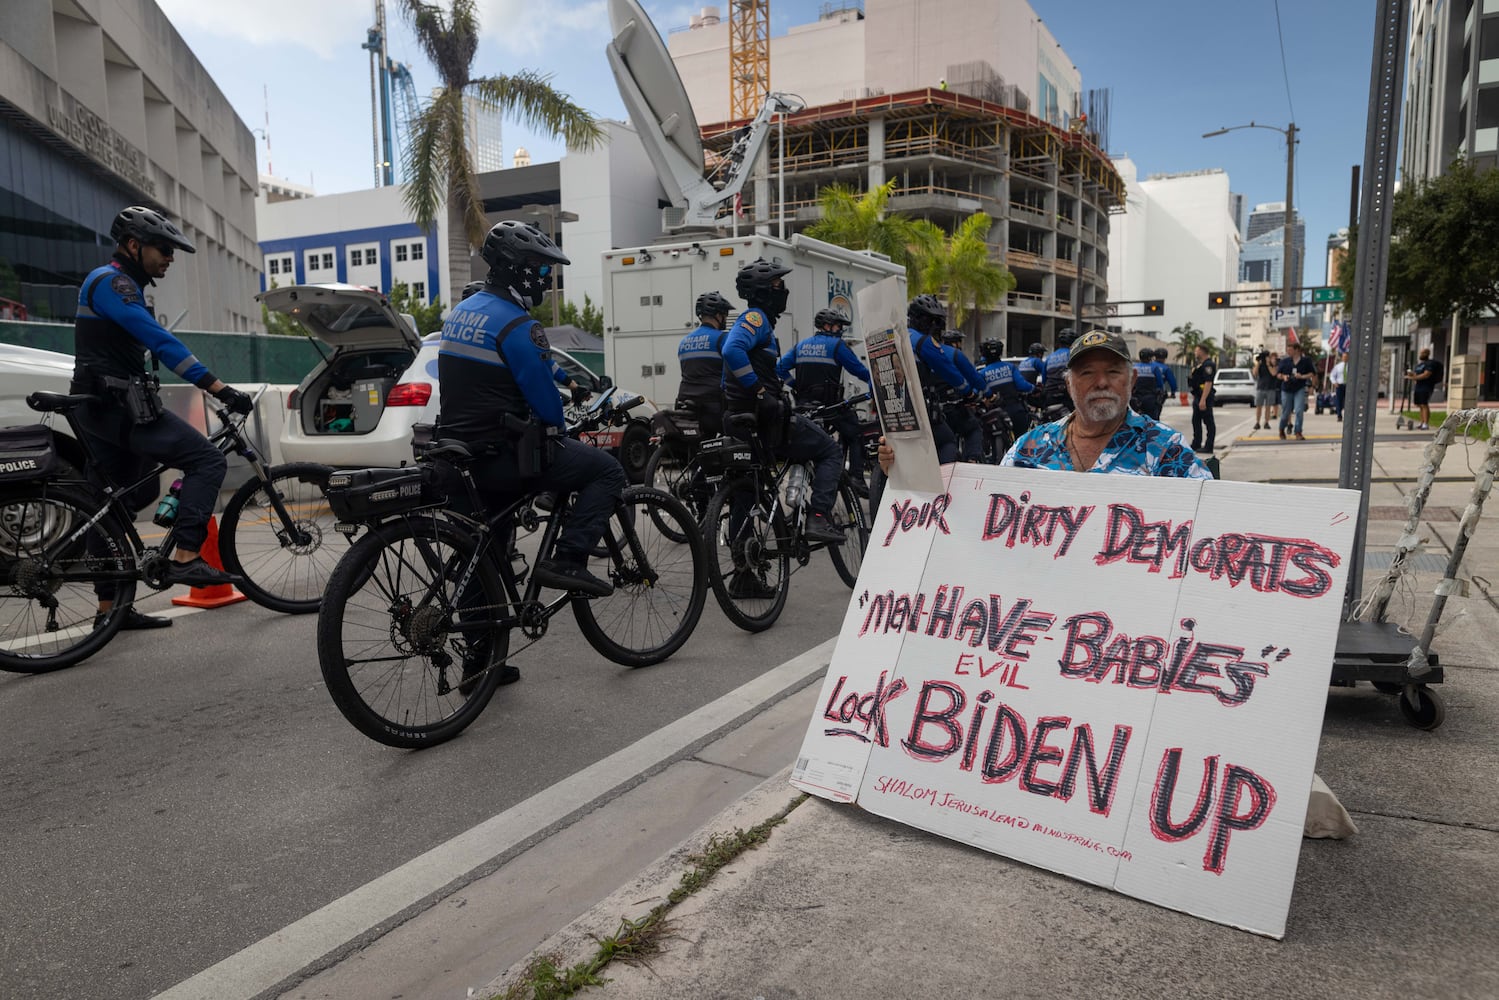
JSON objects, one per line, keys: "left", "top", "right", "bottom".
{"left": 776, "top": 308, "right": 872, "bottom": 490}
{"left": 1130, "top": 347, "right": 1166, "bottom": 419}
{"left": 73, "top": 206, "right": 252, "bottom": 628}
{"left": 907, "top": 296, "right": 977, "bottom": 464}
{"left": 940, "top": 330, "right": 988, "bottom": 461}
{"left": 1153, "top": 347, "right": 1179, "bottom": 402}
{"left": 1018, "top": 341, "right": 1047, "bottom": 387}
{"left": 1038, "top": 327, "right": 1078, "bottom": 413}
{"left": 977, "top": 339, "right": 1036, "bottom": 436}
{"left": 439, "top": 220, "right": 625, "bottom": 603}
{"left": 675, "top": 291, "right": 734, "bottom": 437}
{"left": 721, "top": 259, "right": 845, "bottom": 543}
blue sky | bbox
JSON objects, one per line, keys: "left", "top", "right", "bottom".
{"left": 160, "top": 0, "right": 1377, "bottom": 284}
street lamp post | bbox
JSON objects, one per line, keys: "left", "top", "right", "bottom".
{"left": 522, "top": 203, "right": 580, "bottom": 329}
{"left": 1203, "top": 121, "right": 1298, "bottom": 336}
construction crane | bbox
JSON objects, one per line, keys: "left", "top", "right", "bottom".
{"left": 728, "top": 0, "right": 770, "bottom": 121}
{"left": 362, "top": 0, "right": 420, "bottom": 186}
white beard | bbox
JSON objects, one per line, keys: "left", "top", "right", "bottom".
{"left": 1079, "top": 392, "right": 1126, "bottom": 424}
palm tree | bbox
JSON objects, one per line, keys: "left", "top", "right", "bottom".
{"left": 804, "top": 180, "right": 943, "bottom": 288}
{"left": 399, "top": 0, "right": 604, "bottom": 300}
{"left": 918, "top": 212, "right": 1014, "bottom": 333}
{"left": 1170, "top": 322, "right": 1209, "bottom": 364}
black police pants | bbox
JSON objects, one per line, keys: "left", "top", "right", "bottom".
{"left": 1005, "top": 403, "right": 1031, "bottom": 436}
{"left": 1191, "top": 398, "right": 1216, "bottom": 450}
{"left": 78, "top": 406, "right": 227, "bottom": 552}
{"left": 831, "top": 409, "right": 864, "bottom": 480}
{"left": 470, "top": 437, "right": 626, "bottom": 563}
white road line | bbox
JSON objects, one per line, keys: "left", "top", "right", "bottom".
{"left": 153, "top": 636, "right": 837, "bottom": 1000}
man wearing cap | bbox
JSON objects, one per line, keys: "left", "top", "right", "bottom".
{"left": 879, "top": 330, "right": 1208, "bottom": 479}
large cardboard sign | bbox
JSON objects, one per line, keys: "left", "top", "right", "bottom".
{"left": 857, "top": 278, "right": 942, "bottom": 493}
{"left": 791, "top": 463, "right": 1358, "bottom": 937}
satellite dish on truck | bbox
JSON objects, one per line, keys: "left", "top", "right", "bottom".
{"left": 607, "top": 0, "right": 801, "bottom": 231}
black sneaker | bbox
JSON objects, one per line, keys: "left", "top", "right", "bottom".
{"left": 164, "top": 558, "right": 240, "bottom": 587}
{"left": 534, "top": 558, "right": 613, "bottom": 598}
{"left": 804, "top": 512, "right": 845, "bottom": 544}
{"left": 727, "top": 570, "right": 778, "bottom": 600}
{"left": 94, "top": 607, "right": 173, "bottom": 631}
{"left": 459, "top": 638, "right": 519, "bottom": 696}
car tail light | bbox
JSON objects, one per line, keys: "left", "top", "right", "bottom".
{"left": 287, "top": 388, "right": 300, "bottom": 409}
{"left": 386, "top": 382, "right": 433, "bottom": 406}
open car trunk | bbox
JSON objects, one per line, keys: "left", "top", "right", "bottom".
{"left": 296, "top": 347, "right": 417, "bottom": 435}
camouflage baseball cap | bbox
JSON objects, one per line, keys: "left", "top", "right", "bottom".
{"left": 1067, "top": 329, "right": 1131, "bottom": 367}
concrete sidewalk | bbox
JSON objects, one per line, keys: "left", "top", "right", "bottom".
{"left": 484, "top": 400, "right": 1499, "bottom": 1000}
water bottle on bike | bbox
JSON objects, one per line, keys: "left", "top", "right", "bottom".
{"left": 783, "top": 463, "right": 808, "bottom": 511}
{"left": 152, "top": 478, "right": 183, "bottom": 527}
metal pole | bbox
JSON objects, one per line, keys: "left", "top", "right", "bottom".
{"left": 550, "top": 206, "right": 561, "bottom": 330}
{"left": 778, "top": 109, "right": 786, "bottom": 240}
{"left": 1340, "top": 0, "right": 1410, "bottom": 617}
{"left": 1281, "top": 123, "right": 1296, "bottom": 322}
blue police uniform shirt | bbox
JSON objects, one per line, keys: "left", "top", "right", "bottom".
{"left": 945, "top": 346, "right": 990, "bottom": 397}
{"left": 1018, "top": 355, "right": 1045, "bottom": 385}
{"left": 978, "top": 359, "right": 1036, "bottom": 398}
{"left": 1133, "top": 360, "right": 1163, "bottom": 389}
{"left": 775, "top": 332, "right": 872, "bottom": 385}
{"left": 1002, "top": 409, "right": 1211, "bottom": 479}
{"left": 1154, "top": 360, "right": 1178, "bottom": 392}
{"left": 438, "top": 290, "right": 564, "bottom": 427}
{"left": 1043, "top": 346, "right": 1071, "bottom": 381}
{"left": 909, "top": 329, "right": 969, "bottom": 391}
{"left": 74, "top": 258, "right": 215, "bottom": 387}
{"left": 721, "top": 307, "right": 780, "bottom": 395}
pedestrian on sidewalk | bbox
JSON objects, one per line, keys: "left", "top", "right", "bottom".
{"left": 1277, "top": 341, "right": 1318, "bottom": 440}
{"left": 1254, "top": 350, "right": 1279, "bottom": 429}
{"left": 1329, "top": 352, "right": 1348, "bottom": 421}
{"left": 1405, "top": 348, "right": 1441, "bottom": 430}
{"left": 1188, "top": 343, "right": 1217, "bottom": 454}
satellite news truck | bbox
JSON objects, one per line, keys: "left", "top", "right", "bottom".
{"left": 601, "top": 232, "right": 907, "bottom": 405}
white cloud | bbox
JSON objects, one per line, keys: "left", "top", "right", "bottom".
{"left": 155, "top": 0, "right": 377, "bottom": 60}
{"left": 476, "top": 0, "right": 611, "bottom": 60}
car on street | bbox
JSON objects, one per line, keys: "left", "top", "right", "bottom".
{"left": 0, "top": 343, "right": 85, "bottom": 473}
{"left": 264, "top": 283, "right": 656, "bottom": 479}
{"left": 1212, "top": 367, "right": 1256, "bottom": 406}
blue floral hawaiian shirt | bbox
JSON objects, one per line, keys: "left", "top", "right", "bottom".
{"left": 1001, "top": 409, "right": 1212, "bottom": 479}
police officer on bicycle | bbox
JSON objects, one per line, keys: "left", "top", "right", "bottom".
{"left": 720, "top": 259, "right": 845, "bottom": 544}
{"left": 940, "top": 330, "right": 988, "bottom": 461}
{"left": 907, "top": 296, "right": 978, "bottom": 464}
{"left": 977, "top": 339, "right": 1037, "bottom": 436}
{"left": 1130, "top": 347, "right": 1166, "bottom": 420}
{"left": 1018, "top": 341, "right": 1047, "bottom": 387}
{"left": 776, "top": 308, "right": 872, "bottom": 492}
{"left": 438, "top": 220, "right": 625, "bottom": 602}
{"left": 676, "top": 291, "right": 734, "bottom": 437}
{"left": 73, "top": 206, "right": 253, "bottom": 628}
{"left": 1038, "top": 327, "right": 1078, "bottom": 414}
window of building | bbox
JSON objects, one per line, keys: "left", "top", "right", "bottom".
{"left": 307, "top": 254, "right": 319, "bottom": 272}
{"left": 350, "top": 249, "right": 363, "bottom": 267}
{"left": 410, "top": 241, "right": 424, "bottom": 261}
{"left": 268, "top": 258, "right": 280, "bottom": 275}
{"left": 395, "top": 243, "right": 408, "bottom": 262}
{"left": 411, "top": 281, "right": 426, "bottom": 302}
{"left": 365, "top": 246, "right": 378, "bottom": 265}
{"left": 322, "top": 252, "right": 334, "bottom": 270}
{"left": 278, "top": 256, "right": 293, "bottom": 276}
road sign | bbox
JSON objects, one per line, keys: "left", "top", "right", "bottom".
{"left": 1271, "top": 307, "right": 1298, "bottom": 327}
{"left": 1311, "top": 287, "right": 1345, "bottom": 303}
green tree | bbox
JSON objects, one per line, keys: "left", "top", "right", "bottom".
{"left": 260, "top": 280, "right": 303, "bottom": 336}
{"left": 398, "top": 0, "right": 603, "bottom": 302}
{"left": 388, "top": 281, "right": 445, "bottom": 334}
{"left": 804, "top": 179, "right": 943, "bottom": 288}
{"left": 1170, "top": 322, "right": 1209, "bottom": 363}
{"left": 529, "top": 291, "right": 604, "bottom": 334}
{"left": 1336, "top": 160, "right": 1499, "bottom": 326}
{"left": 916, "top": 211, "right": 1014, "bottom": 332}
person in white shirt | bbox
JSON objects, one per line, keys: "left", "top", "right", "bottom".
{"left": 1329, "top": 352, "right": 1348, "bottom": 422}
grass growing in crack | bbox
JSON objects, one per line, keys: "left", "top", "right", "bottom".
{"left": 494, "top": 794, "right": 808, "bottom": 1000}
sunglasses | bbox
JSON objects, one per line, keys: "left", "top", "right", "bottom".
{"left": 148, "top": 242, "right": 177, "bottom": 255}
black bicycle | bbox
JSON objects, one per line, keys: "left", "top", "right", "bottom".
{"left": 0, "top": 390, "right": 339, "bottom": 673}
{"left": 315, "top": 392, "right": 709, "bottom": 748}
{"left": 702, "top": 398, "right": 870, "bottom": 633}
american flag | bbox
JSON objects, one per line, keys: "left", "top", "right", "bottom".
{"left": 1328, "top": 320, "right": 1351, "bottom": 354}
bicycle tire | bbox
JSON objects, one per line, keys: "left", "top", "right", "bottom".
{"left": 317, "top": 514, "right": 511, "bottom": 748}
{"left": 826, "top": 479, "right": 870, "bottom": 588}
{"left": 643, "top": 443, "right": 709, "bottom": 542}
{"left": 220, "top": 462, "right": 341, "bottom": 614}
{"left": 572, "top": 486, "right": 708, "bottom": 667}
{"left": 0, "top": 482, "right": 137, "bottom": 673}
{"left": 703, "top": 476, "right": 790, "bottom": 633}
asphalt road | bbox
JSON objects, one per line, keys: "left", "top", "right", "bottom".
{"left": 0, "top": 534, "right": 851, "bottom": 1000}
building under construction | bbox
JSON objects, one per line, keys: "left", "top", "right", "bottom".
{"left": 700, "top": 87, "right": 1124, "bottom": 353}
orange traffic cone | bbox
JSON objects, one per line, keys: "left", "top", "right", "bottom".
{"left": 171, "top": 515, "right": 248, "bottom": 609}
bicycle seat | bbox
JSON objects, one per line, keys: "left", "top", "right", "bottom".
{"left": 726, "top": 412, "right": 759, "bottom": 435}
{"left": 28, "top": 391, "right": 98, "bottom": 413}
{"left": 426, "top": 439, "right": 476, "bottom": 463}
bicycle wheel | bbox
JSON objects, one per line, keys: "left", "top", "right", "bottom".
{"left": 827, "top": 479, "right": 870, "bottom": 588}
{"left": 220, "top": 462, "right": 341, "bottom": 614}
{"left": 703, "top": 476, "right": 790, "bottom": 632}
{"left": 573, "top": 486, "right": 708, "bottom": 667}
{"left": 0, "top": 483, "right": 137, "bottom": 673}
{"left": 644, "top": 443, "right": 709, "bottom": 542}
{"left": 317, "top": 514, "right": 511, "bottom": 748}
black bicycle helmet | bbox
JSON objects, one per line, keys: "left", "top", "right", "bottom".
{"left": 941, "top": 329, "right": 964, "bottom": 346}
{"left": 907, "top": 294, "right": 945, "bottom": 335}
{"left": 480, "top": 220, "right": 569, "bottom": 271}
{"left": 735, "top": 258, "right": 793, "bottom": 316}
{"left": 1154, "top": 347, "right": 1169, "bottom": 362}
{"left": 460, "top": 280, "right": 488, "bottom": 301}
{"left": 1028, "top": 342, "right": 1046, "bottom": 357}
{"left": 696, "top": 290, "right": 733, "bottom": 318}
{"left": 1139, "top": 348, "right": 1155, "bottom": 362}
{"left": 110, "top": 206, "right": 196, "bottom": 253}
{"left": 1056, "top": 327, "right": 1078, "bottom": 347}
{"left": 814, "top": 308, "right": 850, "bottom": 331}
{"left": 981, "top": 339, "right": 1004, "bottom": 362}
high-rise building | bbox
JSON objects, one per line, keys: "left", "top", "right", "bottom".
{"left": 1240, "top": 202, "right": 1304, "bottom": 290}
{"left": 463, "top": 94, "right": 504, "bottom": 172}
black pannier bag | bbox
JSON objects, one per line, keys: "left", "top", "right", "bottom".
{"left": 325, "top": 466, "right": 446, "bottom": 524}
{"left": 0, "top": 425, "right": 59, "bottom": 483}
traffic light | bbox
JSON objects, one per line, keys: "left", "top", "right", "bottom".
{"left": 1144, "top": 300, "right": 1164, "bottom": 316}
{"left": 1207, "top": 291, "right": 1230, "bottom": 309}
